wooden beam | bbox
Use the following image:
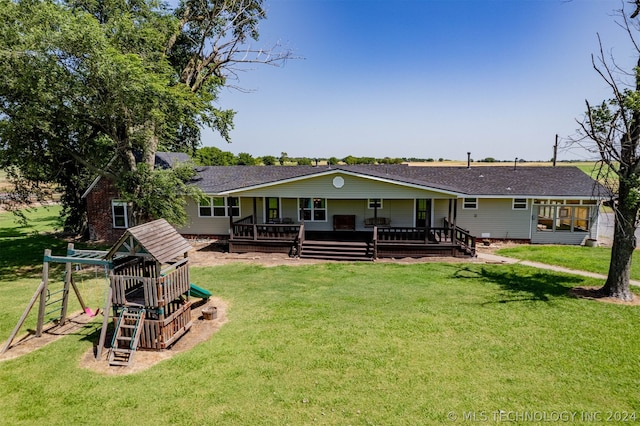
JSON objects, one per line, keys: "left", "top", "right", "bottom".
{"left": 0, "top": 281, "right": 46, "bottom": 354}
{"left": 36, "top": 251, "right": 50, "bottom": 337}
{"left": 95, "top": 286, "right": 113, "bottom": 361}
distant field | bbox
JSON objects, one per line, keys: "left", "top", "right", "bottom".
{"left": 404, "top": 160, "right": 598, "bottom": 168}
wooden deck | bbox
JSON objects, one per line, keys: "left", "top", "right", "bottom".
{"left": 228, "top": 216, "right": 476, "bottom": 260}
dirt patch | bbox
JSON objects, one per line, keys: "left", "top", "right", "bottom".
{"left": 1, "top": 298, "right": 228, "bottom": 375}
{"left": 570, "top": 286, "right": 640, "bottom": 306}
{"left": 78, "top": 297, "right": 228, "bottom": 375}
{"left": 0, "top": 311, "right": 97, "bottom": 362}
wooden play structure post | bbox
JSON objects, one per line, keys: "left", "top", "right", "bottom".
{"left": 1, "top": 244, "right": 113, "bottom": 354}
{"left": 35, "top": 250, "right": 50, "bottom": 337}
{"left": 2, "top": 219, "right": 206, "bottom": 368}
{"left": 99, "top": 219, "right": 195, "bottom": 366}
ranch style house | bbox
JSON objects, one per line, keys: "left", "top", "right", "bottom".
{"left": 84, "top": 153, "right": 608, "bottom": 261}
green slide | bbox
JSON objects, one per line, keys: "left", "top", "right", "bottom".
{"left": 190, "top": 283, "right": 212, "bottom": 299}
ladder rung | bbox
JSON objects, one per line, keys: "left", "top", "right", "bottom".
{"left": 45, "top": 298, "right": 64, "bottom": 307}
{"left": 117, "top": 336, "right": 132, "bottom": 341}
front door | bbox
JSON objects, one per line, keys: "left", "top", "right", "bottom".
{"left": 265, "top": 197, "right": 280, "bottom": 222}
{"left": 416, "top": 199, "right": 432, "bottom": 227}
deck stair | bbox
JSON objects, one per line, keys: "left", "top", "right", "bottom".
{"left": 300, "top": 240, "right": 373, "bottom": 261}
{"left": 108, "top": 307, "right": 146, "bottom": 367}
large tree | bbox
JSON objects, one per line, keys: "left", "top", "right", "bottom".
{"left": 577, "top": 3, "right": 640, "bottom": 301}
{"left": 0, "top": 0, "right": 291, "bottom": 232}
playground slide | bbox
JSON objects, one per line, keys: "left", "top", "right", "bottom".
{"left": 190, "top": 283, "right": 212, "bottom": 299}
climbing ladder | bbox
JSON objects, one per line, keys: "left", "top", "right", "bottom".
{"left": 108, "top": 308, "right": 145, "bottom": 367}
{"left": 44, "top": 284, "right": 67, "bottom": 323}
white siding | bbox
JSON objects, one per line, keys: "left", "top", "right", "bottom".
{"left": 454, "top": 198, "right": 532, "bottom": 239}
{"left": 433, "top": 200, "right": 453, "bottom": 227}
{"left": 177, "top": 197, "right": 259, "bottom": 235}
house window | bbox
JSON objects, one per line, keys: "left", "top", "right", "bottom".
{"left": 199, "top": 197, "right": 240, "bottom": 217}
{"left": 573, "top": 206, "right": 590, "bottom": 232}
{"left": 112, "top": 200, "right": 130, "bottom": 228}
{"left": 299, "top": 198, "right": 327, "bottom": 221}
{"left": 462, "top": 198, "right": 477, "bottom": 209}
{"left": 513, "top": 198, "right": 528, "bottom": 210}
{"left": 536, "top": 205, "right": 590, "bottom": 232}
{"left": 368, "top": 198, "right": 383, "bottom": 209}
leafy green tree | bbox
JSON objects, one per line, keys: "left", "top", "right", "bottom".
{"left": 116, "top": 163, "right": 203, "bottom": 225}
{"left": 261, "top": 155, "right": 277, "bottom": 165}
{"left": 296, "top": 157, "right": 312, "bottom": 166}
{"left": 328, "top": 157, "right": 340, "bottom": 166}
{"left": 575, "top": 4, "right": 640, "bottom": 301}
{"left": 279, "top": 152, "right": 289, "bottom": 166}
{"left": 378, "top": 157, "right": 403, "bottom": 164}
{"left": 0, "top": 0, "right": 291, "bottom": 232}
{"left": 343, "top": 156, "right": 358, "bottom": 165}
{"left": 195, "top": 147, "right": 236, "bottom": 166}
{"left": 236, "top": 152, "right": 256, "bottom": 165}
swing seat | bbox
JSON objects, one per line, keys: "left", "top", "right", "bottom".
{"left": 84, "top": 307, "right": 99, "bottom": 317}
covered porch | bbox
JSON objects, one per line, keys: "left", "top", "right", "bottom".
{"left": 228, "top": 214, "right": 476, "bottom": 260}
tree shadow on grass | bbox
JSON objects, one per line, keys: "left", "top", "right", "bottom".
{"left": 0, "top": 234, "right": 68, "bottom": 281}
{"left": 453, "top": 265, "right": 586, "bottom": 303}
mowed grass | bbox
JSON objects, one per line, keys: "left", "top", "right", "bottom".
{"left": 496, "top": 245, "right": 640, "bottom": 281}
{"left": 1, "top": 263, "right": 639, "bottom": 424}
{"left": 0, "top": 205, "right": 65, "bottom": 279}
{"left": 1, "top": 207, "right": 640, "bottom": 424}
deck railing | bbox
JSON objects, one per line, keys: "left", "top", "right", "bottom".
{"left": 443, "top": 218, "right": 476, "bottom": 256}
{"left": 231, "top": 216, "right": 301, "bottom": 241}
{"left": 372, "top": 224, "right": 476, "bottom": 256}
{"left": 374, "top": 226, "right": 454, "bottom": 244}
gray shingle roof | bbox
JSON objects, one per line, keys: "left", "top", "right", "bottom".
{"left": 191, "top": 164, "right": 608, "bottom": 198}
{"left": 155, "top": 152, "right": 190, "bottom": 169}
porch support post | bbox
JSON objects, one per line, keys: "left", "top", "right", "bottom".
{"left": 252, "top": 197, "right": 257, "bottom": 223}
{"left": 452, "top": 198, "right": 458, "bottom": 243}
{"left": 228, "top": 197, "right": 234, "bottom": 238}
{"left": 299, "top": 201, "right": 304, "bottom": 224}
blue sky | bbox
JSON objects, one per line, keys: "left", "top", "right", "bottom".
{"left": 202, "top": 0, "right": 635, "bottom": 161}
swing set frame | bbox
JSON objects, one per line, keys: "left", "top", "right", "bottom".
{"left": 0, "top": 243, "right": 113, "bottom": 354}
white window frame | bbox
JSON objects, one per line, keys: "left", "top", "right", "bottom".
{"left": 512, "top": 198, "right": 528, "bottom": 210}
{"left": 198, "top": 196, "right": 240, "bottom": 218}
{"left": 298, "top": 197, "right": 327, "bottom": 222}
{"left": 111, "top": 200, "right": 130, "bottom": 229}
{"left": 462, "top": 197, "right": 478, "bottom": 209}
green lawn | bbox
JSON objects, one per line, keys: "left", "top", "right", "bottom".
{"left": 1, "top": 208, "right": 639, "bottom": 424}
{"left": 496, "top": 245, "right": 640, "bottom": 281}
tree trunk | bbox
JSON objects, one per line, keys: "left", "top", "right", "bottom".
{"left": 602, "top": 179, "right": 636, "bottom": 301}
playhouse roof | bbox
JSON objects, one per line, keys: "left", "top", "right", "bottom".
{"left": 106, "top": 219, "right": 192, "bottom": 263}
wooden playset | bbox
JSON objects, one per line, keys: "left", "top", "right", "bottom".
{"left": 1, "top": 219, "right": 210, "bottom": 367}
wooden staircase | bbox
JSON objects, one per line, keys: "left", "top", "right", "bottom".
{"left": 109, "top": 308, "right": 145, "bottom": 367}
{"left": 300, "top": 240, "right": 373, "bottom": 261}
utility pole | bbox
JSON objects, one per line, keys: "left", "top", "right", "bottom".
{"left": 553, "top": 134, "right": 558, "bottom": 167}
